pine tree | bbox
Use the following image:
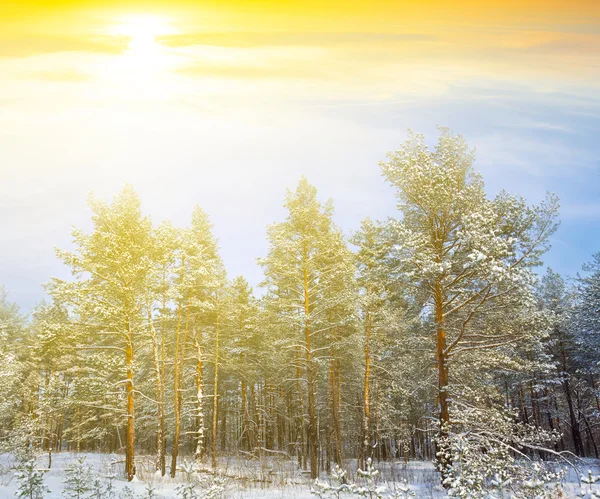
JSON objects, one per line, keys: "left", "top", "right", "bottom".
{"left": 144, "top": 221, "right": 178, "bottom": 476}
{"left": 351, "top": 219, "right": 397, "bottom": 468}
{"left": 0, "top": 287, "right": 35, "bottom": 460}
{"left": 575, "top": 253, "right": 600, "bottom": 372}
{"left": 538, "top": 268, "right": 585, "bottom": 455}
{"left": 259, "top": 177, "right": 355, "bottom": 478}
{"left": 50, "top": 185, "right": 153, "bottom": 480}
{"left": 224, "top": 277, "right": 259, "bottom": 455}
{"left": 171, "top": 207, "right": 226, "bottom": 476}
{"left": 380, "top": 128, "right": 559, "bottom": 482}
{"left": 62, "top": 457, "right": 93, "bottom": 499}
{"left": 14, "top": 459, "right": 50, "bottom": 499}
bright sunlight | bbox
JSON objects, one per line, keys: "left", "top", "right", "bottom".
{"left": 99, "top": 14, "right": 180, "bottom": 98}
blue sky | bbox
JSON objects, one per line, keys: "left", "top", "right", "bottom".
{"left": 0, "top": 7, "right": 599, "bottom": 312}
{"left": 2, "top": 79, "right": 599, "bottom": 312}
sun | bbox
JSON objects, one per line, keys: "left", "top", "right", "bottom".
{"left": 95, "top": 14, "right": 180, "bottom": 99}
{"left": 112, "top": 14, "right": 177, "bottom": 62}
{"left": 118, "top": 15, "right": 173, "bottom": 50}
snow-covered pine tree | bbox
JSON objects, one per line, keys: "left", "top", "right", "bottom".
{"left": 143, "top": 221, "right": 179, "bottom": 476}
{"left": 50, "top": 185, "right": 154, "bottom": 480}
{"left": 62, "top": 457, "right": 93, "bottom": 499}
{"left": 537, "top": 268, "right": 587, "bottom": 455}
{"left": 355, "top": 457, "right": 386, "bottom": 498}
{"left": 572, "top": 253, "right": 600, "bottom": 456}
{"left": 29, "top": 302, "right": 74, "bottom": 468}
{"left": 0, "top": 288, "right": 39, "bottom": 460}
{"left": 575, "top": 253, "right": 600, "bottom": 366}
{"left": 223, "top": 276, "right": 259, "bottom": 456}
{"left": 118, "top": 486, "right": 135, "bottom": 499}
{"left": 351, "top": 218, "right": 404, "bottom": 467}
{"left": 170, "top": 207, "right": 226, "bottom": 475}
{"left": 14, "top": 459, "right": 50, "bottom": 499}
{"left": 379, "top": 128, "right": 559, "bottom": 483}
{"left": 184, "top": 207, "right": 227, "bottom": 468}
{"left": 140, "top": 482, "right": 159, "bottom": 499}
{"left": 259, "top": 177, "right": 356, "bottom": 478}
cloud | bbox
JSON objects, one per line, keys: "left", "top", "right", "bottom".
{"left": 0, "top": 35, "right": 129, "bottom": 58}
{"left": 158, "top": 31, "right": 436, "bottom": 48}
{"left": 176, "top": 63, "right": 332, "bottom": 80}
{"left": 19, "top": 69, "right": 91, "bottom": 82}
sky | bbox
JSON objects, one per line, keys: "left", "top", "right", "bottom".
{"left": 1, "top": 0, "right": 599, "bottom": 312}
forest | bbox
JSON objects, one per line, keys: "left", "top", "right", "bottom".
{"left": 1, "top": 128, "right": 599, "bottom": 498}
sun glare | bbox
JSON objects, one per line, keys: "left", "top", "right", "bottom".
{"left": 97, "top": 14, "right": 180, "bottom": 99}
{"left": 115, "top": 15, "right": 174, "bottom": 54}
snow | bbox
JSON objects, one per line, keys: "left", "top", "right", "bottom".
{"left": 0, "top": 453, "right": 446, "bottom": 498}
{"left": 1, "top": 452, "right": 599, "bottom": 498}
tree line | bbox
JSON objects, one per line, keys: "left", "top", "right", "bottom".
{"left": 1, "top": 128, "right": 598, "bottom": 486}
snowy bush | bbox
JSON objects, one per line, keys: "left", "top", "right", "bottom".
{"left": 62, "top": 457, "right": 93, "bottom": 499}
{"left": 14, "top": 459, "right": 50, "bottom": 499}
{"left": 436, "top": 403, "right": 565, "bottom": 498}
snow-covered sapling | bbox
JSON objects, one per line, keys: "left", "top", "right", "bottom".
{"left": 390, "top": 479, "right": 415, "bottom": 499}
{"left": 355, "top": 458, "right": 386, "bottom": 499}
{"left": 311, "top": 465, "right": 352, "bottom": 498}
{"left": 14, "top": 459, "right": 50, "bottom": 499}
{"left": 176, "top": 482, "right": 200, "bottom": 499}
{"left": 62, "top": 457, "right": 93, "bottom": 499}
{"left": 90, "top": 476, "right": 105, "bottom": 499}
{"left": 579, "top": 469, "right": 600, "bottom": 498}
{"left": 141, "top": 483, "right": 160, "bottom": 499}
{"left": 176, "top": 461, "right": 200, "bottom": 499}
{"left": 200, "top": 478, "right": 226, "bottom": 499}
{"left": 104, "top": 473, "right": 117, "bottom": 499}
{"left": 89, "top": 473, "right": 119, "bottom": 499}
{"left": 118, "top": 486, "right": 135, "bottom": 499}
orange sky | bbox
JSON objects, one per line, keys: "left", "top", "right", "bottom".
{"left": 3, "top": 0, "right": 600, "bottom": 31}
{"left": 1, "top": 0, "right": 598, "bottom": 81}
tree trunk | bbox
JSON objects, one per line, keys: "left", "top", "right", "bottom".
{"left": 241, "top": 353, "right": 250, "bottom": 452}
{"left": 361, "top": 310, "right": 372, "bottom": 470}
{"left": 295, "top": 347, "right": 305, "bottom": 469}
{"left": 580, "top": 410, "right": 599, "bottom": 458}
{"left": 170, "top": 288, "right": 185, "bottom": 478}
{"left": 334, "top": 356, "right": 343, "bottom": 466}
{"left": 125, "top": 319, "right": 135, "bottom": 481}
{"left": 561, "top": 346, "right": 584, "bottom": 456}
{"left": 434, "top": 282, "right": 451, "bottom": 485}
{"left": 195, "top": 330, "right": 205, "bottom": 463}
{"left": 160, "top": 294, "right": 167, "bottom": 475}
{"left": 304, "top": 266, "right": 318, "bottom": 479}
{"left": 212, "top": 313, "right": 220, "bottom": 469}
{"left": 147, "top": 301, "right": 165, "bottom": 475}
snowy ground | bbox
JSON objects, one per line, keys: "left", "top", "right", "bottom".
{"left": 0, "top": 452, "right": 598, "bottom": 498}
{"left": 0, "top": 452, "right": 445, "bottom": 498}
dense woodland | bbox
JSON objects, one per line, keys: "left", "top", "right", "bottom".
{"left": 1, "top": 129, "right": 599, "bottom": 493}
